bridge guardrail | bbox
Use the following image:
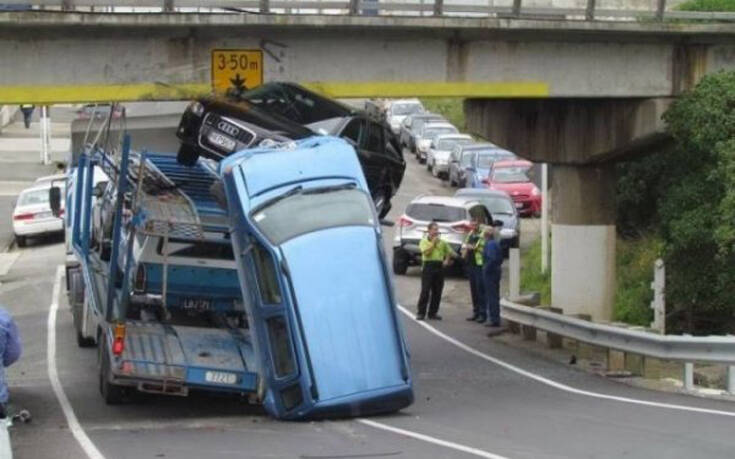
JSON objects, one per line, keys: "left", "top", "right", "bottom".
{"left": 13, "top": 0, "right": 735, "bottom": 22}
{"left": 500, "top": 298, "right": 735, "bottom": 394}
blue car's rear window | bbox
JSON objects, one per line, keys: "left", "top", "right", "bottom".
{"left": 252, "top": 188, "right": 374, "bottom": 245}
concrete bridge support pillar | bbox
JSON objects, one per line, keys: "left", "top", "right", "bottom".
{"left": 551, "top": 164, "right": 616, "bottom": 321}
{"left": 465, "top": 97, "right": 673, "bottom": 321}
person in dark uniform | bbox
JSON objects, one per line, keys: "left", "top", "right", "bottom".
{"left": 19, "top": 105, "right": 34, "bottom": 129}
{"left": 482, "top": 227, "right": 503, "bottom": 328}
{"left": 462, "top": 216, "right": 487, "bottom": 322}
{"left": 416, "top": 221, "right": 458, "bottom": 321}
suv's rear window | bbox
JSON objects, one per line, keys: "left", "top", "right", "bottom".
{"left": 406, "top": 203, "right": 466, "bottom": 222}
{"left": 158, "top": 238, "right": 235, "bottom": 260}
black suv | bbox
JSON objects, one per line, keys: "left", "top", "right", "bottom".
{"left": 176, "top": 82, "right": 405, "bottom": 218}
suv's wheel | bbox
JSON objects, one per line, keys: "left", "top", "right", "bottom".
{"left": 15, "top": 235, "right": 26, "bottom": 248}
{"left": 392, "top": 249, "right": 408, "bottom": 275}
{"left": 176, "top": 144, "right": 199, "bottom": 166}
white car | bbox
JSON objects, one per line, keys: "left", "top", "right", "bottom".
{"left": 386, "top": 99, "right": 424, "bottom": 135}
{"left": 426, "top": 133, "right": 473, "bottom": 179}
{"left": 34, "top": 173, "right": 67, "bottom": 186}
{"left": 12, "top": 182, "right": 66, "bottom": 247}
{"left": 415, "top": 122, "right": 459, "bottom": 163}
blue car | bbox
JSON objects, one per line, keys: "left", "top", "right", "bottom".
{"left": 219, "top": 136, "right": 413, "bottom": 419}
{"left": 449, "top": 143, "right": 516, "bottom": 188}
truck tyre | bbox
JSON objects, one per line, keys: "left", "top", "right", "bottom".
{"left": 15, "top": 235, "right": 26, "bottom": 248}
{"left": 99, "top": 341, "right": 124, "bottom": 405}
{"left": 392, "top": 250, "right": 408, "bottom": 275}
{"left": 77, "top": 330, "right": 96, "bottom": 348}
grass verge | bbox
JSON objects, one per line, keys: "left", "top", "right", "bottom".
{"left": 519, "top": 233, "right": 664, "bottom": 325}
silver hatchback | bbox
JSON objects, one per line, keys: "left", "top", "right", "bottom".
{"left": 392, "top": 195, "right": 494, "bottom": 274}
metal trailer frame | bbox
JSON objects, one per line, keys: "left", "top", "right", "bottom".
{"left": 67, "top": 134, "right": 260, "bottom": 404}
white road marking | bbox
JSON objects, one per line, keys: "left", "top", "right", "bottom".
{"left": 397, "top": 305, "right": 735, "bottom": 418}
{"left": 43, "top": 263, "right": 507, "bottom": 459}
{"left": 47, "top": 265, "right": 107, "bottom": 459}
{"left": 358, "top": 419, "right": 509, "bottom": 459}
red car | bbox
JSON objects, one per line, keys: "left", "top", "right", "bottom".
{"left": 486, "top": 159, "right": 541, "bottom": 217}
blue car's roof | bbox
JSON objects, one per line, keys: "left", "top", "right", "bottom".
{"left": 218, "top": 136, "right": 366, "bottom": 198}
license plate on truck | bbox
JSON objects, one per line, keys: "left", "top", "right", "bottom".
{"left": 181, "top": 298, "right": 212, "bottom": 311}
{"left": 205, "top": 371, "right": 238, "bottom": 385}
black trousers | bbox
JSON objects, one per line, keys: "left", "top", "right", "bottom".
{"left": 417, "top": 262, "right": 445, "bottom": 317}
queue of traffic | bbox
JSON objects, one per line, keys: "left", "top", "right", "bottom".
{"left": 369, "top": 99, "right": 541, "bottom": 275}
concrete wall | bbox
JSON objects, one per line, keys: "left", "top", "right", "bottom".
{"left": 551, "top": 224, "right": 616, "bottom": 321}
{"left": 0, "top": 12, "right": 733, "bottom": 103}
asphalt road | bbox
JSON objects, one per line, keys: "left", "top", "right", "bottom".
{"left": 4, "top": 153, "right": 735, "bottom": 459}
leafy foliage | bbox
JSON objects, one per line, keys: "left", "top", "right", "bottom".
{"left": 520, "top": 237, "right": 551, "bottom": 306}
{"left": 420, "top": 98, "right": 466, "bottom": 131}
{"left": 677, "top": 0, "right": 735, "bottom": 11}
{"left": 615, "top": 71, "right": 735, "bottom": 334}
{"left": 614, "top": 235, "right": 663, "bottom": 325}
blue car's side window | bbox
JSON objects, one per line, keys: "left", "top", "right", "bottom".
{"left": 251, "top": 241, "right": 282, "bottom": 305}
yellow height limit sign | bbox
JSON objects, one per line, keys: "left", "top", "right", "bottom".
{"left": 211, "top": 49, "right": 264, "bottom": 94}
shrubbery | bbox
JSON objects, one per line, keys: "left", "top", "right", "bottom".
{"left": 616, "top": 71, "right": 735, "bottom": 334}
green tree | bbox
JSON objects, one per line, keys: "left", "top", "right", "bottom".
{"left": 616, "top": 71, "right": 735, "bottom": 334}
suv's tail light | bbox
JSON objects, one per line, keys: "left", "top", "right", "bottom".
{"left": 133, "top": 264, "right": 146, "bottom": 293}
{"left": 451, "top": 221, "right": 472, "bottom": 233}
{"left": 13, "top": 213, "right": 34, "bottom": 221}
{"left": 398, "top": 216, "right": 414, "bottom": 227}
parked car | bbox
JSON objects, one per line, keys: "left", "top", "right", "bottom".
{"left": 426, "top": 134, "right": 473, "bottom": 179}
{"left": 454, "top": 188, "right": 520, "bottom": 254}
{"left": 392, "top": 195, "right": 495, "bottom": 274}
{"left": 177, "top": 82, "right": 404, "bottom": 218}
{"left": 415, "top": 122, "right": 459, "bottom": 163}
{"left": 385, "top": 99, "right": 424, "bottom": 135}
{"left": 12, "top": 182, "right": 65, "bottom": 247}
{"left": 34, "top": 173, "right": 66, "bottom": 186}
{"left": 448, "top": 144, "right": 515, "bottom": 188}
{"left": 306, "top": 115, "right": 405, "bottom": 218}
{"left": 487, "top": 159, "right": 541, "bottom": 217}
{"left": 399, "top": 113, "right": 445, "bottom": 153}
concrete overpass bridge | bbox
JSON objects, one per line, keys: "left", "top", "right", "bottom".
{"left": 2, "top": 6, "right": 734, "bottom": 321}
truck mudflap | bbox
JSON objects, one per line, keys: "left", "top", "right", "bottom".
{"left": 114, "top": 321, "right": 258, "bottom": 394}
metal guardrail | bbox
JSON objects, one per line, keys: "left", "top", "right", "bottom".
{"left": 501, "top": 299, "right": 735, "bottom": 393}
{"left": 11, "top": 0, "right": 735, "bottom": 22}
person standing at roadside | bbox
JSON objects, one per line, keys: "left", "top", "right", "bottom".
{"left": 482, "top": 227, "right": 503, "bottom": 328}
{"left": 462, "top": 216, "right": 487, "bottom": 323}
{"left": 0, "top": 307, "right": 21, "bottom": 418}
{"left": 416, "top": 221, "right": 458, "bottom": 321}
{"left": 19, "top": 105, "right": 34, "bottom": 129}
